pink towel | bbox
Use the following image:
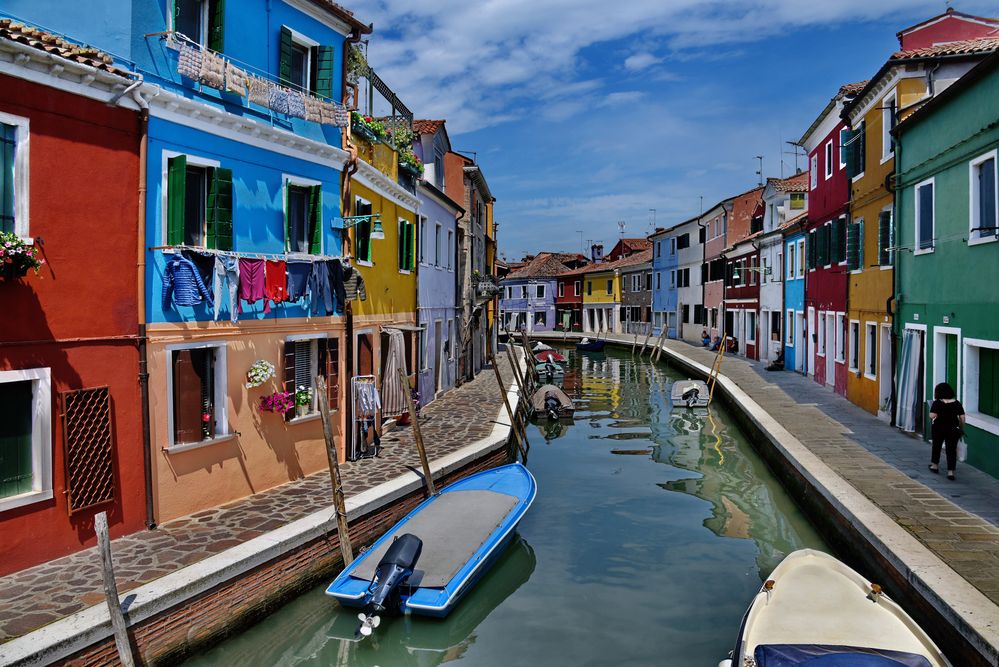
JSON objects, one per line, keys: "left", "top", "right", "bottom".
{"left": 238, "top": 258, "right": 266, "bottom": 313}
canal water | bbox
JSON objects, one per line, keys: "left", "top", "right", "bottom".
{"left": 184, "top": 346, "right": 827, "bottom": 666}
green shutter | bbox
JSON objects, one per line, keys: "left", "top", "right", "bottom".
{"left": 807, "top": 232, "right": 816, "bottom": 270}
{"left": 831, "top": 218, "right": 845, "bottom": 264}
{"left": 167, "top": 155, "right": 187, "bottom": 246}
{"left": 878, "top": 211, "right": 892, "bottom": 266}
{"left": 945, "top": 335, "right": 958, "bottom": 390}
{"left": 207, "top": 167, "right": 233, "bottom": 251}
{"left": 406, "top": 222, "right": 414, "bottom": 270}
{"left": 315, "top": 45, "right": 335, "bottom": 99}
{"left": 846, "top": 222, "right": 862, "bottom": 271}
{"left": 0, "top": 380, "right": 34, "bottom": 498}
{"left": 981, "top": 349, "right": 999, "bottom": 419}
{"left": 309, "top": 185, "right": 322, "bottom": 255}
{"left": 208, "top": 0, "right": 225, "bottom": 52}
{"left": 279, "top": 26, "right": 294, "bottom": 86}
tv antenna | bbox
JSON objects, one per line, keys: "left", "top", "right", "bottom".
{"left": 617, "top": 220, "right": 626, "bottom": 237}
{"left": 755, "top": 155, "right": 764, "bottom": 185}
{"left": 784, "top": 141, "right": 806, "bottom": 175}
{"left": 649, "top": 209, "right": 656, "bottom": 233}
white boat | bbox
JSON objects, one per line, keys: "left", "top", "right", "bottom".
{"left": 670, "top": 379, "right": 709, "bottom": 408}
{"left": 532, "top": 341, "right": 554, "bottom": 352}
{"left": 720, "top": 549, "right": 950, "bottom": 667}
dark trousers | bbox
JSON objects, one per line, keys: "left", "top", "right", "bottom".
{"left": 931, "top": 433, "right": 959, "bottom": 471}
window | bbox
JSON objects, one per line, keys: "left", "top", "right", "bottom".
{"left": 283, "top": 336, "right": 339, "bottom": 421}
{"left": 677, "top": 233, "right": 690, "bottom": 250}
{"left": 746, "top": 311, "right": 756, "bottom": 344}
{"left": 504, "top": 286, "right": 511, "bottom": 300}
{"left": 670, "top": 238, "right": 677, "bottom": 255}
{"left": 398, "top": 218, "right": 415, "bottom": 272}
{"left": 849, "top": 321, "right": 860, "bottom": 371}
{"left": 807, "top": 230, "right": 817, "bottom": 271}
{"left": 556, "top": 282, "right": 563, "bottom": 298}
{"left": 845, "top": 120, "right": 866, "bottom": 180}
{"left": 824, "top": 140, "right": 834, "bottom": 180}
{"left": 278, "top": 27, "right": 335, "bottom": 98}
{"left": 839, "top": 128, "right": 849, "bottom": 169}
{"left": 878, "top": 209, "right": 893, "bottom": 266}
{"left": 174, "top": 0, "right": 224, "bottom": 51}
{"left": 167, "top": 155, "right": 232, "bottom": 250}
{"left": 606, "top": 279, "right": 613, "bottom": 295}
{"left": 0, "top": 114, "right": 28, "bottom": 236}
{"left": 836, "top": 313, "right": 846, "bottom": 363}
{"left": 417, "top": 217, "right": 426, "bottom": 264}
{"left": 656, "top": 241, "right": 662, "bottom": 258}
{"left": 285, "top": 178, "right": 322, "bottom": 254}
{"left": 914, "top": 179, "right": 934, "bottom": 253}
{"left": 574, "top": 280, "right": 581, "bottom": 296}
{"left": 810, "top": 154, "right": 818, "bottom": 190}
{"left": 847, "top": 219, "right": 864, "bottom": 271}
{"left": 169, "top": 343, "right": 227, "bottom": 447}
{"left": 434, "top": 223, "right": 442, "bottom": 267}
{"left": 670, "top": 270, "right": 676, "bottom": 288}
{"left": 646, "top": 272, "right": 652, "bottom": 290}
{"left": 776, "top": 251, "right": 782, "bottom": 281}
{"left": 882, "top": 92, "right": 896, "bottom": 159}
{"left": 0, "top": 368, "right": 52, "bottom": 512}
{"left": 786, "top": 242, "right": 795, "bottom": 280}
{"left": 446, "top": 230, "right": 454, "bottom": 270}
{"left": 535, "top": 284, "right": 545, "bottom": 299}
{"left": 786, "top": 310, "right": 795, "bottom": 346}
{"left": 796, "top": 239, "right": 805, "bottom": 278}
{"left": 587, "top": 281, "right": 592, "bottom": 296}
{"left": 535, "top": 311, "right": 546, "bottom": 327}
{"left": 970, "top": 150, "right": 997, "bottom": 242}
{"left": 966, "top": 340, "right": 999, "bottom": 430}
{"left": 790, "top": 192, "right": 805, "bottom": 210}
{"left": 633, "top": 275, "right": 640, "bottom": 292}
{"left": 770, "top": 310, "right": 781, "bottom": 340}
{"left": 817, "top": 312, "right": 826, "bottom": 356}
{"left": 656, "top": 272, "right": 661, "bottom": 290}
{"left": 865, "top": 322, "right": 877, "bottom": 379}
{"left": 354, "top": 197, "right": 373, "bottom": 263}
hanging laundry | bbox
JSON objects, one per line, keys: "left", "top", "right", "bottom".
{"left": 264, "top": 259, "right": 288, "bottom": 310}
{"left": 213, "top": 255, "right": 240, "bottom": 324}
{"left": 343, "top": 263, "right": 367, "bottom": 302}
{"left": 268, "top": 86, "right": 290, "bottom": 114}
{"left": 286, "top": 90, "right": 307, "bottom": 119}
{"left": 176, "top": 43, "right": 203, "bottom": 80}
{"left": 238, "top": 257, "right": 267, "bottom": 313}
{"left": 163, "top": 253, "right": 214, "bottom": 310}
{"left": 307, "top": 260, "right": 334, "bottom": 316}
{"left": 355, "top": 381, "right": 381, "bottom": 415}
{"left": 334, "top": 104, "right": 350, "bottom": 128}
{"left": 198, "top": 49, "right": 225, "bottom": 89}
{"left": 326, "top": 259, "right": 346, "bottom": 312}
{"left": 247, "top": 75, "right": 271, "bottom": 107}
{"left": 182, "top": 249, "right": 215, "bottom": 288}
{"left": 286, "top": 259, "right": 312, "bottom": 301}
{"left": 304, "top": 95, "right": 323, "bottom": 123}
{"left": 224, "top": 62, "right": 249, "bottom": 97}
{"left": 319, "top": 100, "right": 338, "bottom": 126}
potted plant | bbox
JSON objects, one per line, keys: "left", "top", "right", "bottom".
{"left": 346, "top": 44, "right": 368, "bottom": 84}
{"left": 259, "top": 391, "right": 294, "bottom": 415}
{"left": 350, "top": 111, "right": 386, "bottom": 144}
{"left": 295, "top": 385, "right": 313, "bottom": 418}
{"left": 0, "top": 232, "right": 44, "bottom": 281}
{"left": 245, "top": 360, "right": 276, "bottom": 389}
{"left": 398, "top": 148, "right": 424, "bottom": 177}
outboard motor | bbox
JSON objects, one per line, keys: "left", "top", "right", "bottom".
{"left": 545, "top": 360, "right": 556, "bottom": 382}
{"left": 681, "top": 386, "right": 700, "bottom": 408}
{"left": 357, "top": 533, "right": 422, "bottom": 637}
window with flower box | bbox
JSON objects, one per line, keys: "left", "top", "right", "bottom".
{"left": 168, "top": 342, "right": 228, "bottom": 449}
{"left": 0, "top": 113, "right": 29, "bottom": 237}
{"left": 283, "top": 336, "right": 339, "bottom": 421}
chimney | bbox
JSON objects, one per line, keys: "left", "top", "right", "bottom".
{"left": 591, "top": 243, "right": 604, "bottom": 263}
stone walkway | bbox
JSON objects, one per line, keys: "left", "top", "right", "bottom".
{"left": 0, "top": 357, "right": 517, "bottom": 643}
{"left": 659, "top": 337, "right": 999, "bottom": 604}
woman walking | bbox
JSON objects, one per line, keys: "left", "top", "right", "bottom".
{"left": 929, "top": 382, "right": 965, "bottom": 481}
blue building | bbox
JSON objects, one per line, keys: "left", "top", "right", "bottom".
{"left": 650, "top": 229, "right": 679, "bottom": 337}
{"left": 783, "top": 226, "right": 808, "bottom": 373}
{"left": 413, "top": 120, "right": 462, "bottom": 404}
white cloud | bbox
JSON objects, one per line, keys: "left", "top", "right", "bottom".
{"left": 623, "top": 52, "right": 662, "bottom": 71}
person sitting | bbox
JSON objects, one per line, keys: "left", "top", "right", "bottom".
{"left": 709, "top": 336, "right": 722, "bottom": 351}
{"left": 767, "top": 348, "right": 785, "bottom": 371}
{"left": 701, "top": 330, "right": 711, "bottom": 347}
{"left": 727, "top": 337, "right": 739, "bottom": 353}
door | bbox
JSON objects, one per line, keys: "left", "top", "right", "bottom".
{"left": 434, "top": 321, "right": 443, "bottom": 394}
{"left": 879, "top": 324, "right": 893, "bottom": 415}
{"left": 826, "top": 315, "right": 835, "bottom": 386}
{"left": 357, "top": 333, "right": 374, "bottom": 376}
{"left": 807, "top": 307, "right": 816, "bottom": 376}
{"left": 798, "top": 311, "right": 807, "bottom": 374}
{"left": 724, "top": 310, "right": 735, "bottom": 339}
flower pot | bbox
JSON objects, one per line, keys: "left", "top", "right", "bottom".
{"left": 0, "top": 263, "right": 29, "bottom": 281}
{"left": 295, "top": 404, "right": 309, "bottom": 418}
{"left": 351, "top": 122, "right": 379, "bottom": 144}
{"left": 399, "top": 161, "right": 422, "bottom": 178}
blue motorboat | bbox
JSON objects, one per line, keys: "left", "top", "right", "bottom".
{"left": 326, "top": 463, "right": 537, "bottom": 637}
{"left": 575, "top": 338, "right": 606, "bottom": 352}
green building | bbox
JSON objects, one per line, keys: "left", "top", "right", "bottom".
{"left": 894, "top": 52, "right": 999, "bottom": 478}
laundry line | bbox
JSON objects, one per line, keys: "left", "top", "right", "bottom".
{"left": 149, "top": 244, "right": 352, "bottom": 264}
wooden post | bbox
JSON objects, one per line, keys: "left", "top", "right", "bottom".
{"left": 640, "top": 332, "right": 652, "bottom": 356}
{"left": 94, "top": 512, "right": 135, "bottom": 667}
{"left": 631, "top": 332, "right": 638, "bottom": 354}
{"left": 398, "top": 367, "right": 437, "bottom": 496}
{"left": 487, "top": 336, "right": 529, "bottom": 459}
{"left": 316, "top": 375, "right": 353, "bottom": 566}
{"left": 520, "top": 331, "right": 538, "bottom": 386}
{"left": 505, "top": 343, "right": 530, "bottom": 413}
{"left": 653, "top": 327, "right": 669, "bottom": 363}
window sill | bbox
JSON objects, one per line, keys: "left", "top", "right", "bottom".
{"left": 398, "top": 269, "right": 412, "bottom": 275}
{"left": 356, "top": 260, "right": 373, "bottom": 268}
{"left": 914, "top": 248, "right": 934, "bottom": 256}
{"left": 966, "top": 412, "right": 999, "bottom": 437}
{"left": 288, "top": 412, "right": 326, "bottom": 425}
{"left": 863, "top": 372, "right": 878, "bottom": 382}
{"left": 879, "top": 153, "right": 893, "bottom": 166}
{"left": 849, "top": 366, "right": 859, "bottom": 373}
{"left": 0, "top": 488, "right": 54, "bottom": 514}
{"left": 164, "top": 432, "right": 238, "bottom": 454}
{"left": 968, "top": 235, "right": 998, "bottom": 247}
{"left": 879, "top": 265, "right": 892, "bottom": 271}
{"left": 836, "top": 357, "right": 846, "bottom": 364}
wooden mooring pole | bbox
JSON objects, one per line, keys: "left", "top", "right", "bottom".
{"left": 94, "top": 511, "right": 135, "bottom": 667}
{"left": 316, "top": 375, "right": 353, "bottom": 566}
{"left": 398, "top": 367, "right": 437, "bottom": 496}
{"left": 487, "top": 336, "right": 529, "bottom": 460}
{"left": 505, "top": 343, "right": 532, "bottom": 415}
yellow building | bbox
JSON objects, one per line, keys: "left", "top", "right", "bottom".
{"left": 582, "top": 267, "right": 620, "bottom": 333}
{"left": 842, "top": 43, "right": 993, "bottom": 415}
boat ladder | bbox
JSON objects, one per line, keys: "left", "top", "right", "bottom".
{"left": 706, "top": 335, "right": 728, "bottom": 405}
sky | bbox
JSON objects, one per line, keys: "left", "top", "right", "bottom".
{"left": 348, "top": 1, "right": 996, "bottom": 262}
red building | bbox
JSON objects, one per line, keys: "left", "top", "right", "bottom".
{"left": 896, "top": 8, "right": 999, "bottom": 50}
{"left": 554, "top": 254, "right": 590, "bottom": 331}
{"left": 799, "top": 83, "right": 863, "bottom": 397}
{"left": 0, "top": 28, "right": 145, "bottom": 574}
{"left": 721, "top": 187, "right": 764, "bottom": 358}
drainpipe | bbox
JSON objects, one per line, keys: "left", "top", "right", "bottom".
{"left": 698, "top": 215, "right": 709, "bottom": 335}
{"left": 888, "top": 116, "right": 904, "bottom": 429}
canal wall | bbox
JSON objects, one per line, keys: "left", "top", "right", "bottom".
{"left": 530, "top": 332, "right": 999, "bottom": 667}
{"left": 0, "top": 368, "right": 523, "bottom": 666}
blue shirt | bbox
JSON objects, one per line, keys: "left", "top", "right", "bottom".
{"left": 163, "top": 253, "right": 214, "bottom": 310}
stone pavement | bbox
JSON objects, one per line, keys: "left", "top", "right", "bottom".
{"left": 659, "top": 338, "right": 999, "bottom": 604}
{"left": 0, "top": 356, "right": 517, "bottom": 643}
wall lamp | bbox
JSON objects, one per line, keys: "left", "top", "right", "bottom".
{"left": 731, "top": 265, "right": 771, "bottom": 282}
{"left": 336, "top": 213, "right": 385, "bottom": 240}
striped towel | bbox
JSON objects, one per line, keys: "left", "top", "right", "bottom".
{"left": 224, "top": 62, "right": 248, "bottom": 96}
{"left": 177, "top": 43, "right": 202, "bottom": 80}
{"left": 198, "top": 49, "right": 225, "bottom": 88}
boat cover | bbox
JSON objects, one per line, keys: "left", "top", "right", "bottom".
{"left": 754, "top": 644, "right": 933, "bottom": 667}
{"left": 530, "top": 384, "right": 573, "bottom": 413}
{"left": 351, "top": 490, "right": 518, "bottom": 588}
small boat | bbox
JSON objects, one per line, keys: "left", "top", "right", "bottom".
{"left": 532, "top": 341, "right": 554, "bottom": 353}
{"left": 575, "top": 338, "right": 606, "bottom": 352}
{"left": 535, "top": 361, "right": 565, "bottom": 378}
{"left": 720, "top": 549, "right": 950, "bottom": 667}
{"left": 671, "top": 379, "right": 710, "bottom": 408}
{"left": 534, "top": 350, "right": 566, "bottom": 364}
{"left": 326, "top": 463, "right": 537, "bottom": 637}
{"left": 530, "top": 384, "right": 575, "bottom": 420}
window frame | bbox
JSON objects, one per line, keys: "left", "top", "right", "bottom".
{"left": 824, "top": 140, "right": 834, "bottom": 180}
{"left": 864, "top": 322, "right": 878, "bottom": 380}
{"left": 605, "top": 279, "right": 613, "bottom": 295}
{"left": 353, "top": 195, "right": 373, "bottom": 266}
{"left": 172, "top": 0, "right": 210, "bottom": 46}
{"left": 839, "top": 127, "right": 849, "bottom": 169}
{"left": 162, "top": 150, "right": 221, "bottom": 246}
{"left": 881, "top": 90, "right": 896, "bottom": 162}
{"left": 964, "top": 337, "right": 999, "bottom": 435}
{"left": 786, "top": 242, "right": 795, "bottom": 280}
{"left": 969, "top": 149, "right": 998, "bottom": 246}
{"left": 434, "top": 223, "right": 442, "bottom": 267}
{"left": 535, "top": 284, "right": 546, "bottom": 300}
{"left": 285, "top": 27, "right": 320, "bottom": 93}
{"left": 914, "top": 177, "right": 935, "bottom": 255}
{"left": 574, "top": 280, "right": 581, "bottom": 296}
{"left": 746, "top": 310, "right": 756, "bottom": 344}
{"left": 810, "top": 154, "right": 818, "bottom": 190}
{"left": 849, "top": 320, "right": 860, "bottom": 372}
{"left": 558, "top": 282, "right": 564, "bottom": 298}
{"left": 283, "top": 174, "right": 323, "bottom": 255}
{"left": 817, "top": 312, "right": 826, "bottom": 357}
{"left": 286, "top": 333, "right": 340, "bottom": 423}
{"left": 398, "top": 217, "right": 415, "bottom": 274}
{"left": 786, "top": 309, "right": 795, "bottom": 346}
{"left": 0, "top": 111, "right": 30, "bottom": 239}
{"left": 0, "top": 367, "right": 52, "bottom": 512}
{"left": 835, "top": 312, "right": 846, "bottom": 363}
{"left": 164, "top": 340, "right": 230, "bottom": 452}
{"left": 796, "top": 239, "right": 805, "bottom": 278}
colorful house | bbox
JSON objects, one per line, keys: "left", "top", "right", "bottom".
{"left": 721, "top": 186, "right": 765, "bottom": 356}
{"left": 842, "top": 30, "right": 998, "bottom": 416}
{"left": 619, "top": 250, "right": 654, "bottom": 334}
{"left": 556, "top": 266, "right": 587, "bottom": 332}
{"left": 701, "top": 199, "right": 734, "bottom": 341}
{"left": 894, "top": 52, "right": 999, "bottom": 477}
{"left": 650, "top": 227, "right": 678, "bottom": 337}
{"left": 800, "top": 83, "right": 863, "bottom": 396}
{"left": 498, "top": 253, "right": 570, "bottom": 333}
{"left": 412, "top": 120, "right": 462, "bottom": 404}
{"left": 783, "top": 218, "right": 808, "bottom": 374}
{"left": 0, "top": 21, "right": 145, "bottom": 574}
{"left": 581, "top": 262, "right": 620, "bottom": 334}
{"left": 674, "top": 216, "right": 706, "bottom": 343}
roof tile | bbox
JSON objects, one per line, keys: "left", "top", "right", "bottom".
{"left": 0, "top": 18, "right": 130, "bottom": 77}
{"left": 891, "top": 36, "right": 999, "bottom": 60}
{"left": 413, "top": 119, "right": 445, "bottom": 135}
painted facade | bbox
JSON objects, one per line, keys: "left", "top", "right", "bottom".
{"left": 724, "top": 235, "right": 762, "bottom": 360}
{"left": 701, "top": 200, "right": 732, "bottom": 342}
{"left": 650, "top": 228, "right": 678, "bottom": 338}
{"left": 619, "top": 251, "right": 653, "bottom": 334}
{"left": 556, "top": 268, "right": 586, "bottom": 332}
{"left": 675, "top": 217, "right": 706, "bottom": 343}
{"left": 582, "top": 267, "right": 620, "bottom": 334}
{"left": 783, "top": 226, "right": 808, "bottom": 374}
{"left": 894, "top": 53, "right": 999, "bottom": 478}
{"left": 0, "top": 38, "right": 144, "bottom": 574}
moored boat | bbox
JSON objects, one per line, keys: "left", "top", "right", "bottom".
{"left": 575, "top": 338, "right": 606, "bottom": 352}
{"left": 326, "top": 463, "right": 537, "bottom": 637}
{"left": 532, "top": 341, "right": 554, "bottom": 353}
{"left": 720, "top": 549, "right": 950, "bottom": 667}
{"left": 534, "top": 350, "right": 566, "bottom": 363}
{"left": 529, "top": 384, "right": 575, "bottom": 420}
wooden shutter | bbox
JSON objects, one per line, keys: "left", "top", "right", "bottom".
{"left": 0, "top": 380, "right": 33, "bottom": 498}
{"left": 831, "top": 218, "right": 845, "bottom": 263}
{"left": 167, "top": 155, "right": 187, "bottom": 246}
{"left": 283, "top": 340, "right": 296, "bottom": 421}
{"left": 315, "top": 45, "right": 335, "bottom": 99}
{"left": 846, "top": 224, "right": 859, "bottom": 271}
{"left": 878, "top": 211, "right": 892, "bottom": 266}
{"left": 980, "top": 158, "right": 996, "bottom": 231}
{"left": 208, "top": 0, "right": 225, "bottom": 52}
{"left": 807, "top": 232, "right": 816, "bottom": 270}
{"left": 309, "top": 185, "right": 322, "bottom": 255}
{"left": 207, "top": 167, "right": 233, "bottom": 251}
{"left": 173, "top": 350, "right": 205, "bottom": 444}
{"left": 279, "top": 26, "right": 294, "bottom": 85}
{"left": 318, "top": 338, "right": 340, "bottom": 408}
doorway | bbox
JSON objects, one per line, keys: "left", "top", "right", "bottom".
{"left": 879, "top": 324, "right": 892, "bottom": 416}
{"left": 825, "top": 314, "right": 835, "bottom": 386}
{"left": 434, "top": 320, "right": 443, "bottom": 395}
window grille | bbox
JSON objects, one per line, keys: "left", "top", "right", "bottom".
{"left": 61, "top": 387, "right": 115, "bottom": 515}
